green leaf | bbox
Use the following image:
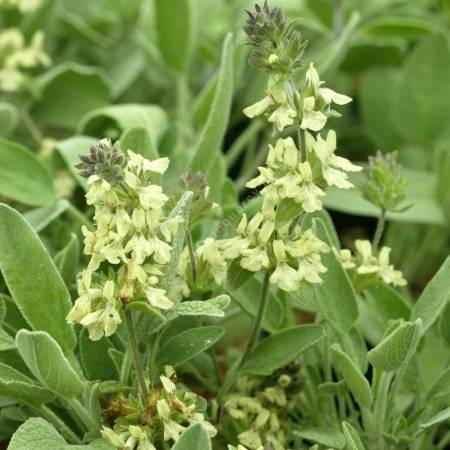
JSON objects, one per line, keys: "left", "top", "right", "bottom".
{"left": 33, "top": 63, "right": 110, "bottom": 129}
{"left": 275, "top": 198, "right": 301, "bottom": 230}
{"left": 362, "top": 16, "right": 434, "bottom": 40}
{"left": 419, "top": 407, "right": 450, "bottom": 430}
{"left": 313, "top": 218, "right": 358, "bottom": 333}
{"left": 331, "top": 344, "right": 372, "bottom": 408}
{"left": 0, "top": 329, "right": 15, "bottom": 351}
{"left": 54, "top": 233, "right": 80, "bottom": 287}
{"left": 0, "top": 295, "right": 5, "bottom": 324}
{"left": 0, "top": 363, "right": 54, "bottom": 405}
{"left": 240, "top": 324, "right": 324, "bottom": 376}
{"left": 439, "top": 302, "right": 450, "bottom": 346}
{"left": 360, "top": 68, "right": 403, "bottom": 150}
{"left": 411, "top": 255, "right": 450, "bottom": 334}
{"left": 393, "top": 34, "right": 450, "bottom": 144}
{"left": 171, "top": 423, "right": 211, "bottom": 450}
{"left": 167, "top": 295, "right": 230, "bottom": 319}
{"left": 0, "top": 102, "right": 18, "bottom": 136}
{"left": 160, "top": 191, "right": 193, "bottom": 292}
{"left": 24, "top": 200, "right": 70, "bottom": 232}
{"left": 427, "top": 367, "right": 450, "bottom": 401}
{"left": 79, "top": 329, "right": 116, "bottom": 382}
{"left": 367, "top": 320, "right": 422, "bottom": 372}
{"left": 301, "top": 209, "right": 340, "bottom": 250}
{"left": 154, "top": 0, "right": 193, "bottom": 73}
{"left": 156, "top": 326, "right": 224, "bottom": 368}
{"left": 324, "top": 169, "right": 446, "bottom": 226}
{"left": 79, "top": 104, "right": 167, "bottom": 148}
{"left": 120, "top": 127, "right": 159, "bottom": 161}
{"left": 189, "top": 33, "right": 234, "bottom": 178}
{"left": 8, "top": 418, "right": 114, "bottom": 449}
{"left": 0, "top": 138, "right": 55, "bottom": 206}
{"left": 127, "top": 301, "right": 166, "bottom": 322}
{"left": 0, "top": 205, "right": 76, "bottom": 352}
{"left": 294, "top": 427, "right": 345, "bottom": 448}
{"left": 54, "top": 136, "right": 97, "bottom": 191}
{"left": 16, "top": 330, "right": 84, "bottom": 398}
{"left": 342, "top": 422, "right": 366, "bottom": 450}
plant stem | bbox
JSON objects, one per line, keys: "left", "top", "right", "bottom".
{"left": 148, "top": 330, "right": 161, "bottom": 387}
{"left": 238, "top": 271, "right": 271, "bottom": 370}
{"left": 125, "top": 309, "right": 149, "bottom": 403}
{"left": 373, "top": 371, "right": 393, "bottom": 450}
{"left": 372, "top": 208, "right": 386, "bottom": 251}
{"left": 67, "top": 203, "right": 94, "bottom": 230}
{"left": 186, "top": 229, "right": 197, "bottom": 283}
{"left": 67, "top": 398, "right": 99, "bottom": 431}
{"left": 36, "top": 404, "right": 81, "bottom": 444}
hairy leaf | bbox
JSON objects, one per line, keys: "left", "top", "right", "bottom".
{"left": 0, "top": 205, "right": 76, "bottom": 352}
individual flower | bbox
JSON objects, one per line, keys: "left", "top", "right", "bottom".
{"left": 300, "top": 96, "right": 327, "bottom": 131}
{"left": 313, "top": 130, "right": 362, "bottom": 188}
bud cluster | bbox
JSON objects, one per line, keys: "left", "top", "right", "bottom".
{"left": 360, "top": 151, "right": 407, "bottom": 212}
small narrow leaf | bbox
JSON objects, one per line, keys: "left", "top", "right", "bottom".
{"left": 16, "top": 330, "right": 84, "bottom": 398}
{"left": 24, "top": 200, "right": 70, "bottom": 232}
{"left": 331, "top": 344, "right": 372, "bottom": 408}
{"left": 294, "top": 427, "right": 345, "bottom": 448}
{"left": 241, "top": 325, "right": 324, "bottom": 376}
{"left": 167, "top": 295, "right": 230, "bottom": 319}
{"left": 342, "top": 422, "right": 366, "bottom": 450}
{"left": 156, "top": 326, "right": 224, "bottom": 367}
{"left": 368, "top": 320, "right": 422, "bottom": 372}
{"left": 411, "top": 255, "right": 450, "bottom": 334}
{"left": 419, "top": 407, "right": 450, "bottom": 430}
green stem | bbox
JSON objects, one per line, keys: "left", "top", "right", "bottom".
{"left": 67, "top": 398, "right": 98, "bottom": 431}
{"left": 186, "top": 229, "right": 197, "bottom": 283}
{"left": 373, "top": 371, "right": 393, "bottom": 450}
{"left": 372, "top": 208, "right": 386, "bottom": 251}
{"left": 238, "top": 272, "right": 271, "bottom": 370}
{"left": 125, "top": 309, "right": 149, "bottom": 403}
{"left": 19, "top": 106, "right": 43, "bottom": 145}
{"left": 148, "top": 331, "right": 161, "bottom": 387}
{"left": 120, "top": 349, "right": 132, "bottom": 385}
{"left": 35, "top": 404, "right": 81, "bottom": 444}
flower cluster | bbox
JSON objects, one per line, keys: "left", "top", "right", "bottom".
{"left": 244, "top": 63, "right": 351, "bottom": 134}
{"left": 224, "top": 374, "right": 296, "bottom": 450}
{"left": 0, "top": 29, "right": 50, "bottom": 91}
{"left": 102, "top": 368, "right": 216, "bottom": 449}
{"left": 67, "top": 139, "right": 181, "bottom": 340}
{"left": 340, "top": 240, "right": 407, "bottom": 289}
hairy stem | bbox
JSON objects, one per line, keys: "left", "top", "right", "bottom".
{"left": 186, "top": 229, "right": 197, "bottom": 283}
{"left": 238, "top": 271, "right": 271, "bottom": 369}
{"left": 67, "top": 398, "right": 99, "bottom": 431}
{"left": 372, "top": 208, "right": 386, "bottom": 251}
{"left": 125, "top": 309, "right": 149, "bottom": 403}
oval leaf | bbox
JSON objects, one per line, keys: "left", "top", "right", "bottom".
{"left": 368, "top": 320, "right": 422, "bottom": 372}
{"left": 0, "top": 138, "right": 54, "bottom": 206}
{"left": 16, "top": 330, "right": 84, "bottom": 398}
{"left": 156, "top": 326, "right": 224, "bottom": 368}
{"left": 171, "top": 423, "right": 211, "bottom": 450}
{"left": 241, "top": 324, "right": 324, "bottom": 376}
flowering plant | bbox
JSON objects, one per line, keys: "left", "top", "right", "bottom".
{"left": 0, "top": 2, "right": 449, "bottom": 450}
